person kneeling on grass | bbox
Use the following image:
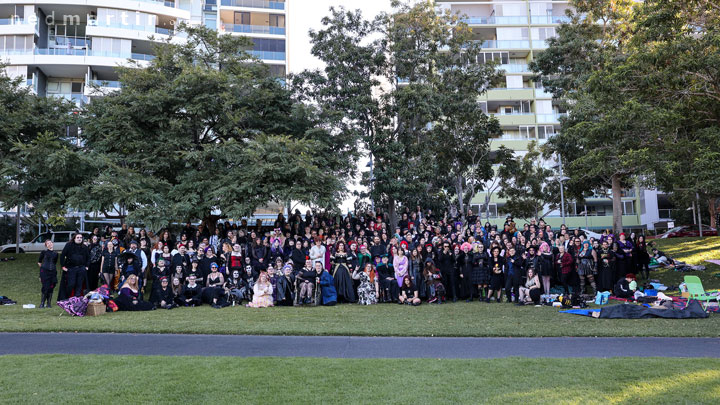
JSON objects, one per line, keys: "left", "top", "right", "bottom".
{"left": 517, "top": 268, "right": 541, "bottom": 306}
{"left": 150, "top": 276, "right": 176, "bottom": 309}
{"left": 398, "top": 275, "right": 421, "bottom": 306}
{"left": 317, "top": 261, "right": 338, "bottom": 306}
{"left": 613, "top": 273, "right": 637, "bottom": 300}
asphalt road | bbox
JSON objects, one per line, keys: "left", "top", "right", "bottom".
{"left": 1, "top": 333, "right": 719, "bottom": 358}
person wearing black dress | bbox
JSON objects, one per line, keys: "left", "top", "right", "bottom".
{"left": 486, "top": 247, "right": 505, "bottom": 303}
{"left": 179, "top": 274, "right": 202, "bottom": 306}
{"left": 331, "top": 243, "right": 356, "bottom": 303}
{"left": 471, "top": 244, "right": 489, "bottom": 301}
{"left": 458, "top": 245, "right": 475, "bottom": 302}
{"left": 437, "top": 243, "right": 458, "bottom": 302}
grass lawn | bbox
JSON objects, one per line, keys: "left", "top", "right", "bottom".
{"left": 0, "top": 355, "right": 718, "bottom": 404}
{"left": 0, "top": 237, "right": 718, "bottom": 337}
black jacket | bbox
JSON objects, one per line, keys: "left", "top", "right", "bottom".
{"left": 60, "top": 241, "right": 89, "bottom": 268}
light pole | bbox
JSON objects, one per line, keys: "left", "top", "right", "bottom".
{"left": 554, "top": 155, "right": 570, "bottom": 226}
{"left": 366, "top": 155, "right": 374, "bottom": 213}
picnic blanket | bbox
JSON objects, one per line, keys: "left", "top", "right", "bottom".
{"left": 561, "top": 300, "right": 711, "bottom": 318}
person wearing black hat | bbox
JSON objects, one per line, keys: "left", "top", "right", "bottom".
{"left": 376, "top": 254, "right": 399, "bottom": 302}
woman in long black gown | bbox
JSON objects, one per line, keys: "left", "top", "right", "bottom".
{"left": 331, "top": 242, "right": 356, "bottom": 303}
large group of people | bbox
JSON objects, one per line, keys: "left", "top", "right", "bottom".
{"left": 37, "top": 207, "right": 656, "bottom": 310}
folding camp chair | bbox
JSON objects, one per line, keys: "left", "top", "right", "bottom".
{"left": 684, "top": 275, "right": 719, "bottom": 310}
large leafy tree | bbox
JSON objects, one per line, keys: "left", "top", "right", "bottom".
{"left": 71, "top": 25, "right": 351, "bottom": 230}
{"left": 531, "top": 0, "right": 655, "bottom": 234}
{"left": 299, "top": 0, "right": 500, "bottom": 226}
{"left": 0, "top": 69, "right": 77, "bottom": 219}
{"left": 618, "top": 0, "right": 720, "bottom": 227}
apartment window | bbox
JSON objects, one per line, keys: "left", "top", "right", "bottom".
{"left": 478, "top": 51, "right": 508, "bottom": 64}
{"left": 519, "top": 126, "right": 535, "bottom": 139}
{"left": 622, "top": 201, "right": 635, "bottom": 215}
{"left": 234, "top": 11, "right": 250, "bottom": 25}
{"left": 535, "top": 27, "right": 556, "bottom": 40}
{"left": 252, "top": 38, "right": 285, "bottom": 52}
{"left": 0, "top": 35, "right": 33, "bottom": 51}
{"left": 478, "top": 203, "right": 498, "bottom": 218}
{"left": 268, "top": 64, "right": 285, "bottom": 77}
{"left": 269, "top": 14, "right": 285, "bottom": 28}
{"left": 537, "top": 125, "right": 555, "bottom": 139}
{"left": 479, "top": 101, "right": 488, "bottom": 114}
{"left": 204, "top": 12, "right": 217, "bottom": 30}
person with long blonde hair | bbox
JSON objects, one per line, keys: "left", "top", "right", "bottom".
{"left": 246, "top": 271, "right": 274, "bottom": 308}
{"left": 116, "top": 274, "right": 155, "bottom": 311}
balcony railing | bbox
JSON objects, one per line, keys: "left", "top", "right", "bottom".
{"left": 0, "top": 17, "right": 34, "bottom": 25}
{"left": 220, "top": 23, "right": 285, "bottom": 35}
{"left": 479, "top": 40, "right": 530, "bottom": 49}
{"left": 52, "top": 36, "right": 90, "bottom": 48}
{"left": 537, "top": 113, "right": 567, "bottom": 123}
{"left": 658, "top": 209, "right": 673, "bottom": 219}
{"left": 530, "top": 15, "right": 571, "bottom": 24}
{"left": 532, "top": 39, "right": 552, "bottom": 49}
{"left": 488, "top": 87, "right": 534, "bottom": 91}
{"left": 220, "top": 0, "right": 285, "bottom": 10}
{"left": 28, "top": 48, "right": 156, "bottom": 61}
{"left": 247, "top": 50, "right": 285, "bottom": 60}
{"left": 463, "top": 16, "right": 528, "bottom": 25}
{"left": 491, "top": 112, "right": 534, "bottom": 116}
{"left": 89, "top": 80, "right": 122, "bottom": 88}
{"left": 137, "top": 0, "right": 178, "bottom": 8}
{"left": 93, "top": 21, "right": 177, "bottom": 36}
{"left": 49, "top": 93, "right": 89, "bottom": 106}
{"left": 499, "top": 64, "right": 529, "bottom": 73}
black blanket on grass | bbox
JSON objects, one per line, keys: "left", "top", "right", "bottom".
{"left": 599, "top": 300, "right": 709, "bottom": 319}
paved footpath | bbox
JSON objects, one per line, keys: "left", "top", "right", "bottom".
{"left": 1, "top": 333, "right": 719, "bottom": 358}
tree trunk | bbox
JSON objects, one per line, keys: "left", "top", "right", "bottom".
{"left": 484, "top": 194, "right": 491, "bottom": 222}
{"left": 709, "top": 197, "right": 718, "bottom": 229}
{"left": 388, "top": 197, "right": 398, "bottom": 231}
{"left": 201, "top": 214, "right": 222, "bottom": 235}
{"left": 455, "top": 175, "right": 465, "bottom": 219}
{"left": 611, "top": 174, "right": 623, "bottom": 235}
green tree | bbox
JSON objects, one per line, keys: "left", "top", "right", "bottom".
{"left": 300, "top": 0, "right": 501, "bottom": 226}
{"left": 72, "top": 25, "right": 352, "bottom": 230}
{"left": 0, "top": 69, "right": 77, "bottom": 219}
{"left": 497, "top": 142, "right": 560, "bottom": 220}
{"left": 531, "top": 0, "right": 653, "bottom": 234}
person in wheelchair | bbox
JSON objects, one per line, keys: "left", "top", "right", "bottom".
{"left": 376, "top": 254, "right": 399, "bottom": 303}
{"left": 296, "top": 258, "right": 318, "bottom": 305}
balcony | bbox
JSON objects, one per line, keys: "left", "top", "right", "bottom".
{"left": 137, "top": 0, "right": 179, "bottom": 8}
{"left": 499, "top": 64, "right": 529, "bottom": 73}
{"left": 89, "top": 80, "right": 122, "bottom": 88}
{"left": 490, "top": 112, "right": 535, "bottom": 126}
{"left": 247, "top": 50, "right": 285, "bottom": 61}
{"left": 463, "top": 16, "right": 528, "bottom": 25}
{"left": 93, "top": 21, "right": 177, "bottom": 36}
{"left": 536, "top": 113, "right": 567, "bottom": 123}
{"left": 220, "top": 0, "right": 286, "bottom": 10}
{"left": 220, "top": 23, "right": 285, "bottom": 35}
{"left": 479, "top": 40, "right": 530, "bottom": 49}
{"left": 49, "top": 93, "right": 89, "bottom": 107}
{"left": 532, "top": 40, "right": 551, "bottom": 49}
{"left": 485, "top": 88, "right": 535, "bottom": 101}
{"left": 0, "top": 17, "right": 37, "bottom": 35}
{"left": 530, "top": 15, "right": 571, "bottom": 24}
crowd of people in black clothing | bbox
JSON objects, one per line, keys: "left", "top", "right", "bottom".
{"left": 36, "top": 207, "right": 658, "bottom": 310}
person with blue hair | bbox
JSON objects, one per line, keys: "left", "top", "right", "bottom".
{"left": 577, "top": 240, "right": 597, "bottom": 295}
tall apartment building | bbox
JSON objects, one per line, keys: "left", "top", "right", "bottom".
{"left": 435, "top": 0, "right": 673, "bottom": 232}
{"left": 0, "top": 0, "right": 287, "bottom": 105}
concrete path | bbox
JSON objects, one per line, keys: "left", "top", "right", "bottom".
{"left": 1, "top": 333, "right": 719, "bottom": 358}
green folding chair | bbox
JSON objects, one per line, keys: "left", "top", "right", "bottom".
{"left": 684, "top": 275, "right": 719, "bottom": 310}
